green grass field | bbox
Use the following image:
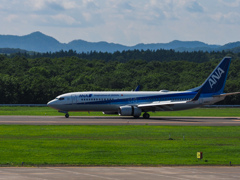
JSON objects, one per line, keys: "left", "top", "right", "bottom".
{"left": 0, "top": 125, "right": 240, "bottom": 166}
{"left": 0, "top": 106, "right": 239, "bottom": 117}
{"left": 0, "top": 107, "right": 239, "bottom": 166}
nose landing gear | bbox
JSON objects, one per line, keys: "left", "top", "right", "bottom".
{"left": 58, "top": 111, "right": 69, "bottom": 118}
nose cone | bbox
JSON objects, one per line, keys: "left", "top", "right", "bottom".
{"left": 47, "top": 100, "right": 53, "bottom": 107}
{"left": 47, "top": 99, "right": 57, "bottom": 109}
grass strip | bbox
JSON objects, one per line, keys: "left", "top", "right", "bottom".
{"left": 0, "top": 125, "right": 240, "bottom": 166}
{"left": 0, "top": 107, "right": 239, "bottom": 117}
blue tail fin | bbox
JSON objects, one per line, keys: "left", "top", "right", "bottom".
{"left": 200, "top": 57, "right": 231, "bottom": 94}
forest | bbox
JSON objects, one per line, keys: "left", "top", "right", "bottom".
{"left": 0, "top": 49, "right": 240, "bottom": 104}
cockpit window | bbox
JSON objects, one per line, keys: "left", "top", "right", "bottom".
{"left": 59, "top": 97, "right": 65, "bottom": 100}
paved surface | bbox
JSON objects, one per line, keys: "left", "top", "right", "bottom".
{"left": 0, "top": 115, "right": 240, "bottom": 126}
{"left": 1, "top": 116, "right": 240, "bottom": 179}
{"left": 1, "top": 166, "right": 240, "bottom": 180}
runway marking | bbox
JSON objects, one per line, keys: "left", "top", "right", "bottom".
{"left": 119, "top": 167, "right": 191, "bottom": 180}
{"left": 49, "top": 167, "right": 120, "bottom": 180}
{"left": 189, "top": 167, "right": 240, "bottom": 179}
{"left": 0, "top": 170, "right": 48, "bottom": 180}
{"left": 164, "top": 167, "right": 240, "bottom": 179}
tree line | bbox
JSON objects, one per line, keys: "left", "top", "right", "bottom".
{"left": 10, "top": 49, "right": 238, "bottom": 63}
{"left": 0, "top": 50, "right": 240, "bottom": 104}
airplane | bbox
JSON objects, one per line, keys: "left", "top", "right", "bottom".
{"left": 47, "top": 57, "right": 240, "bottom": 119}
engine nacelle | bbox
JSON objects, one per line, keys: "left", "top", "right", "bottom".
{"left": 118, "top": 106, "right": 142, "bottom": 117}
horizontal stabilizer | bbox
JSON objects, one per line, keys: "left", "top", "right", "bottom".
{"left": 213, "top": 92, "right": 240, "bottom": 97}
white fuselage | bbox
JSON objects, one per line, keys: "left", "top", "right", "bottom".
{"left": 47, "top": 91, "right": 224, "bottom": 113}
{"left": 46, "top": 57, "right": 236, "bottom": 119}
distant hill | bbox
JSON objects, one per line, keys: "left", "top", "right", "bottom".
{"left": 0, "top": 48, "right": 29, "bottom": 54}
{"left": 0, "top": 31, "right": 240, "bottom": 53}
{"left": 0, "top": 32, "right": 62, "bottom": 52}
{"left": 130, "top": 40, "right": 220, "bottom": 51}
{"left": 217, "top": 41, "right": 240, "bottom": 51}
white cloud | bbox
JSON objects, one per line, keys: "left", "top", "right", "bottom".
{"left": 51, "top": 14, "right": 77, "bottom": 26}
{"left": 25, "top": 0, "right": 49, "bottom": 11}
{"left": 212, "top": 12, "right": 240, "bottom": 24}
{"left": 0, "top": 0, "right": 240, "bottom": 45}
{"left": 5, "top": 14, "right": 18, "bottom": 23}
{"left": 219, "top": 0, "right": 240, "bottom": 7}
{"left": 185, "top": 1, "right": 204, "bottom": 13}
{"left": 62, "top": 1, "right": 77, "bottom": 9}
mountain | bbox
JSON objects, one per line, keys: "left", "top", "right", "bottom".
{"left": 0, "top": 32, "right": 62, "bottom": 52}
{"left": 0, "top": 48, "right": 29, "bottom": 54}
{"left": 217, "top": 41, "right": 240, "bottom": 51}
{"left": 67, "top": 40, "right": 127, "bottom": 52}
{"left": 0, "top": 31, "right": 239, "bottom": 53}
{"left": 130, "top": 40, "right": 220, "bottom": 51}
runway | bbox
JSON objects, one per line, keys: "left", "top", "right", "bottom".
{"left": 0, "top": 115, "right": 240, "bottom": 126}
{"left": 1, "top": 166, "right": 240, "bottom": 180}
{"left": 1, "top": 115, "right": 240, "bottom": 179}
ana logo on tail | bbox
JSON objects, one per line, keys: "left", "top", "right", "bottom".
{"left": 208, "top": 67, "right": 225, "bottom": 89}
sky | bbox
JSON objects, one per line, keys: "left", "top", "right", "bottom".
{"left": 1, "top": 0, "right": 240, "bottom": 46}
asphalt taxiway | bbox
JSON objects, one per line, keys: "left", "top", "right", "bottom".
{"left": 0, "top": 115, "right": 240, "bottom": 126}
{"left": 1, "top": 166, "right": 240, "bottom": 180}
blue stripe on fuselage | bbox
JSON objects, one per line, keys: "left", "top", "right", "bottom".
{"left": 74, "top": 91, "right": 197, "bottom": 105}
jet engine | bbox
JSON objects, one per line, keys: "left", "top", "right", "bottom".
{"left": 118, "top": 106, "right": 142, "bottom": 117}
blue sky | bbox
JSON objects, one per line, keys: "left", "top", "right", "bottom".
{"left": 1, "top": 0, "right": 240, "bottom": 45}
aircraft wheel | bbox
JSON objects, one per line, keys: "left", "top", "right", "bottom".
{"left": 143, "top": 113, "right": 150, "bottom": 119}
{"left": 65, "top": 113, "right": 69, "bottom": 118}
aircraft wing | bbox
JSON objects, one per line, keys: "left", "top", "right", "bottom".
{"left": 137, "top": 89, "right": 202, "bottom": 111}
{"left": 137, "top": 100, "right": 189, "bottom": 111}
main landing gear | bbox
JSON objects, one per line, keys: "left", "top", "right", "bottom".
{"left": 65, "top": 113, "right": 69, "bottom": 118}
{"left": 143, "top": 112, "right": 150, "bottom": 119}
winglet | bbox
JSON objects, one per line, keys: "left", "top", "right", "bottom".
{"left": 135, "top": 85, "right": 140, "bottom": 91}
